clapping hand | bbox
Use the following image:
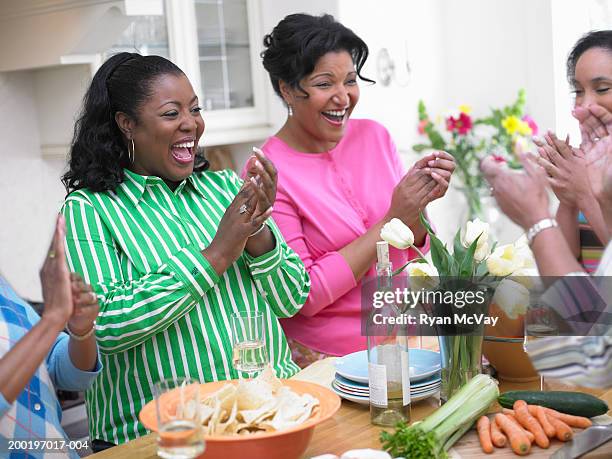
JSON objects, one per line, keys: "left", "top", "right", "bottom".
{"left": 387, "top": 151, "right": 455, "bottom": 225}
{"left": 40, "top": 215, "right": 99, "bottom": 335}
{"left": 67, "top": 273, "right": 99, "bottom": 336}
{"left": 481, "top": 154, "right": 550, "bottom": 230}
{"left": 422, "top": 150, "right": 455, "bottom": 201}
{"left": 244, "top": 147, "right": 277, "bottom": 222}
{"left": 534, "top": 132, "right": 592, "bottom": 208}
{"left": 573, "top": 104, "right": 612, "bottom": 203}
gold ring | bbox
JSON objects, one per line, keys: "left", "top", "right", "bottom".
{"left": 48, "top": 250, "right": 56, "bottom": 259}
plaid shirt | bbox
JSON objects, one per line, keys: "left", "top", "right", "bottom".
{"left": 526, "top": 244, "right": 612, "bottom": 388}
{"left": 0, "top": 277, "right": 101, "bottom": 458}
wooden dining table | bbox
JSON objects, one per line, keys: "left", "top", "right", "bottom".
{"left": 90, "top": 337, "right": 612, "bottom": 458}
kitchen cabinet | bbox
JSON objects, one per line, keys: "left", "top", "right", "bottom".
{"left": 0, "top": 0, "right": 271, "bottom": 157}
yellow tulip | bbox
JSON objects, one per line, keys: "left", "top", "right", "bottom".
{"left": 406, "top": 262, "right": 440, "bottom": 291}
{"left": 486, "top": 244, "right": 524, "bottom": 276}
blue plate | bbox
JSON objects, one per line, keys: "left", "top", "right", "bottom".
{"left": 335, "top": 349, "right": 441, "bottom": 384}
{"left": 335, "top": 371, "right": 440, "bottom": 390}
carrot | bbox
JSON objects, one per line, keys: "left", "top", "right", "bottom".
{"left": 544, "top": 407, "right": 592, "bottom": 429}
{"left": 506, "top": 413, "right": 535, "bottom": 443}
{"left": 495, "top": 413, "right": 531, "bottom": 455}
{"left": 514, "top": 400, "right": 550, "bottom": 449}
{"left": 526, "top": 405, "right": 593, "bottom": 428}
{"left": 548, "top": 416, "right": 574, "bottom": 442}
{"left": 477, "top": 416, "right": 494, "bottom": 454}
{"left": 535, "top": 405, "right": 555, "bottom": 438}
{"left": 490, "top": 417, "right": 507, "bottom": 447}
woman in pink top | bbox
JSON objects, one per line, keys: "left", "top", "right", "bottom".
{"left": 248, "top": 14, "right": 455, "bottom": 365}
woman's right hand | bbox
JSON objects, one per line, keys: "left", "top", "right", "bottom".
{"left": 203, "top": 180, "right": 272, "bottom": 275}
{"left": 40, "top": 214, "right": 73, "bottom": 330}
{"left": 387, "top": 153, "right": 438, "bottom": 225}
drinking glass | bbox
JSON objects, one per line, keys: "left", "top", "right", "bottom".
{"left": 231, "top": 311, "right": 268, "bottom": 378}
{"left": 154, "top": 377, "right": 205, "bottom": 459}
{"left": 523, "top": 302, "right": 559, "bottom": 391}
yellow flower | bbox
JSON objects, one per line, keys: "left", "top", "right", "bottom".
{"left": 486, "top": 244, "right": 524, "bottom": 276}
{"left": 502, "top": 116, "right": 532, "bottom": 136}
{"left": 517, "top": 120, "right": 532, "bottom": 136}
{"left": 406, "top": 262, "right": 440, "bottom": 291}
{"left": 501, "top": 116, "right": 520, "bottom": 135}
{"left": 458, "top": 104, "right": 472, "bottom": 114}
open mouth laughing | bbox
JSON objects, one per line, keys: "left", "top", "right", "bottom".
{"left": 170, "top": 138, "right": 195, "bottom": 165}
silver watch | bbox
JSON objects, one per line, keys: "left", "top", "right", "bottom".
{"left": 526, "top": 218, "right": 558, "bottom": 245}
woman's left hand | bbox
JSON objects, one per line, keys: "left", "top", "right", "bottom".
{"left": 423, "top": 150, "right": 456, "bottom": 202}
{"left": 67, "top": 273, "right": 99, "bottom": 336}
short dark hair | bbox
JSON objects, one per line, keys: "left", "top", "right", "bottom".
{"left": 567, "top": 30, "right": 612, "bottom": 84}
{"left": 261, "top": 13, "right": 374, "bottom": 100}
{"left": 62, "top": 52, "right": 208, "bottom": 194}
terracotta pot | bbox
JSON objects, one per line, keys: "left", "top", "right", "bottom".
{"left": 483, "top": 303, "right": 539, "bottom": 382}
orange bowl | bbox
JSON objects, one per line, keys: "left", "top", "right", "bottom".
{"left": 139, "top": 379, "right": 341, "bottom": 459}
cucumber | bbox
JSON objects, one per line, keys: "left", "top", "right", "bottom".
{"left": 498, "top": 391, "right": 609, "bottom": 417}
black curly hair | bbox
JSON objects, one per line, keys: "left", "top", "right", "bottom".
{"left": 261, "top": 13, "right": 374, "bottom": 101}
{"left": 567, "top": 30, "right": 612, "bottom": 84}
{"left": 62, "top": 52, "right": 209, "bottom": 194}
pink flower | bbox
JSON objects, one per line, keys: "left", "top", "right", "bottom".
{"left": 492, "top": 154, "right": 507, "bottom": 163}
{"left": 417, "top": 119, "right": 430, "bottom": 135}
{"left": 522, "top": 115, "right": 538, "bottom": 136}
{"left": 446, "top": 112, "right": 473, "bottom": 135}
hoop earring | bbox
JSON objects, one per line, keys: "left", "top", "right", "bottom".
{"left": 128, "top": 138, "right": 135, "bottom": 164}
{"left": 287, "top": 105, "right": 293, "bottom": 117}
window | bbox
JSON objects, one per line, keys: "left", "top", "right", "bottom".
{"left": 195, "top": 0, "right": 254, "bottom": 110}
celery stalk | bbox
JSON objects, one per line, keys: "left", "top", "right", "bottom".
{"left": 380, "top": 374, "right": 499, "bottom": 459}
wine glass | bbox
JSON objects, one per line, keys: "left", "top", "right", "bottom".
{"left": 231, "top": 311, "right": 268, "bottom": 378}
{"left": 523, "top": 300, "right": 559, "bottom": 391}
{"left": 154, "top": 377, "right": 205, "bottom": 459}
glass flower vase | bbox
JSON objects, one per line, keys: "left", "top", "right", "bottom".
{"left": 432, "top": 284, "right": 493, "bottom": 403}
{"left": 438, "top": 334, "right": 484, "bottom": 402}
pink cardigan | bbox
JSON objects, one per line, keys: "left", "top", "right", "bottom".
{"left": 249, "top": 119, "right": 429, "bottom": 355}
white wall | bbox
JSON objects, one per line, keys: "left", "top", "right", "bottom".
{"left": 0, "top": 71, "right": 67, "bottom": 301}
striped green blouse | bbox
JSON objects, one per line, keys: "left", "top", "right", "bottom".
{"left": 61, "top": 168, "right": 310, "bottom": 445}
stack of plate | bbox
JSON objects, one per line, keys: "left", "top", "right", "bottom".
{"left": 331, "top": 349, "right": 442, "bottom": 405}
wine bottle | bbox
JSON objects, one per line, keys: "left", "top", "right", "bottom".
{"left": 367, "top": 241, "right": 411, "bottom": 426}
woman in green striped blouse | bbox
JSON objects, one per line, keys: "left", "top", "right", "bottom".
{"left": 59, "top": 53, "right": 310, "bottom": 448}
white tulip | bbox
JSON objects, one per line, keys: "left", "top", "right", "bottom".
{"left": 493, "top": 278, "right": 530, "bottom": 319}
{"left": 474, "top": 241, "right": 491, "bottom": 262}
{"left": 461, "top": 218, "right": 491, "bottom": 261}
{"left": 486, "top": 244, "right": 524, "bottom": 276}
{"left": 406, "top": 262, "right": 440, "bottom": 291}
{"left": 380, "top": 218, "right": 415, "bottom": 249}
